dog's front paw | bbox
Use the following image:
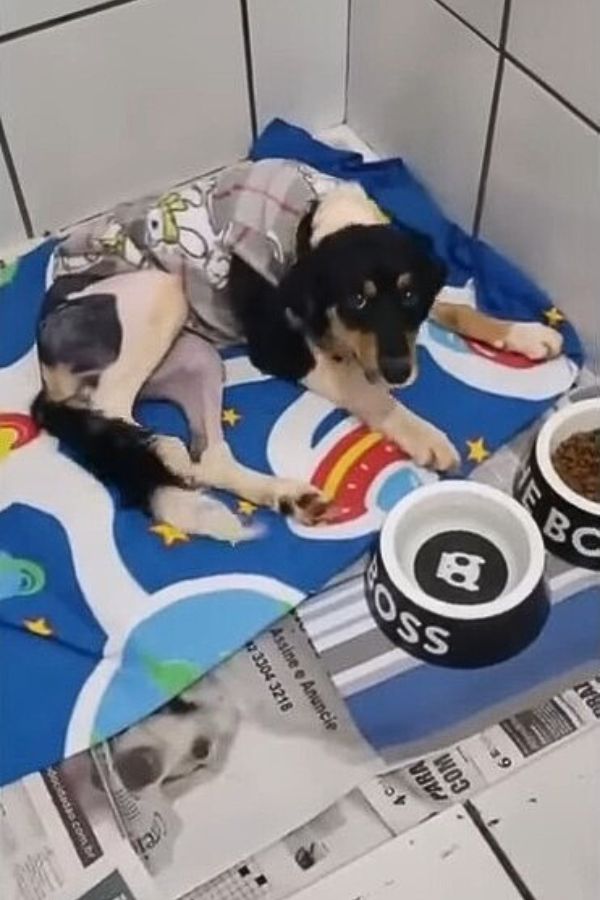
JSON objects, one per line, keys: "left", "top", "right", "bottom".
{"left": 497, "top": 322, "right": 563, "bottom": 360}
{"left": 383, "top": 409, "right": 460, "bottom": 471}
{"left": 275, "top": 482, "right": 332, "bottom": 526}
{"left": 402, "top": 423, "right": 460, "bottom": 471}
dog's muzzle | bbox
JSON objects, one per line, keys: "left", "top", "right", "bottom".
{"left": 113, "top": 746, "right": 163, "bottom": 791}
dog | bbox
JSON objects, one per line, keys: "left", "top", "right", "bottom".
{"left": 229, "top": 181, "right": 563, "bottom": 470}
{"left": 32, "top": 161, "right": 563, "bottom": 540}
{"left": 105, "top": 676, "right": 240, "bottom": 801}
{"left": 32, "top": 270, "right": 331, "bottom": 542}
{"left": 56, "top": 676, "right": 240, "bottom": 814}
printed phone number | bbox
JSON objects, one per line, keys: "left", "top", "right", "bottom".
{"left": 245, "top": 641, "right": 294, "bottom": 712}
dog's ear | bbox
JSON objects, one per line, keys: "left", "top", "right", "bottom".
{"left": 400, "top": 228, "right": 447, "bottom": 299}
{"left": 277, "top": 251, "right": 328, "bottom": 339}
{"left": 421, "top": 254, "right": 447, "bottom": 299}
{"left": 400, "top": 236, "right": 446, "bottom": 300}
{"left": 295, "top": 201, "right": 318, "bottom": 259}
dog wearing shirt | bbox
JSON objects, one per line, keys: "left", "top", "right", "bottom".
{"left": 32, "top": 160, "right": 563, "bottom": 541}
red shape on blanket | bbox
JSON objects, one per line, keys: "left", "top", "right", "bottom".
{"left": 312, "top": 424, "right": 408, "bottom": 524}
{"left": 466, "top": 339, "right": 539, "bottom": 369}
{"left": 0, "top": 413, "right": 39, "bottom": 460}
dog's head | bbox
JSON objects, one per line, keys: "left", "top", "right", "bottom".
{"left": 284, "top": 219, "right": 446, "bottom": 387}
{"left": 108, "top": 677, "right": 239, "bottom": 799}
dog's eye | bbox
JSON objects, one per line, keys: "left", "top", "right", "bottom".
{"left": 349, "top": 293, "right": 367, "bottom": 310}
{"left": 402, "top": 290, "right": 419, "bottom": 307}
{"left": 191, "top": 736, "right": 211, "bottom": 760}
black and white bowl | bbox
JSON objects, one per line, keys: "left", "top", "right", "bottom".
{"left": 365, "top": 481, "right": 549, "bottom": 668}
{"left": 514, "top": 398, "right": 600, "bottom": 571}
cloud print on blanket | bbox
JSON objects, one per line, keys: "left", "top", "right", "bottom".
{"left": 0, "top": 123, "right": 581, "bottom": 785}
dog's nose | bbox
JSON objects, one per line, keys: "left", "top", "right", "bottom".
{"left": 114, "top": 746, "right": 162, "bottom": 791}
{"left": 379, "top": 357, "right": 413, "bottom": 386}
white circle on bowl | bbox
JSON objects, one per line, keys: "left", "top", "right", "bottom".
{"left": 536, "top": 398, "right": 600, "bottom": 516}
{"left": 380, "top": 481, "right": 545, "bottom": 621}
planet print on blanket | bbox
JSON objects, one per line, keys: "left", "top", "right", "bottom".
{"left": 267, "top": 397, "right": 438, "bottom": 540}
{"left": 85, "top": 575, "right": 301, "bottom": 742}
{"left": 421, "top": 320, "right": 576, "bottom": 400}
{"left": 0, "top": 549, "right": 45, "bottom": 600}
{"left": 0, "top": 121, "right": 583, "bottom": 785}
{"left": 418, "top": 279, "right": 577, "bottom": 402}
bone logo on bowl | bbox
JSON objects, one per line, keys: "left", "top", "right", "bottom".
{"left": 414, "top": 531, "right": 508, "bottom": 605}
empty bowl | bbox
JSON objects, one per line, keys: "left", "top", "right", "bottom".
{"left": 365, "top": 481, "right": 549, "bottom": 668}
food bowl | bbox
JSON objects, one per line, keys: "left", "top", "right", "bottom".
{"left": 365, "top": 481, "right": 549, "bottom": 668}
{"left": 514, "top": 398, "right": 600, "bottom": 571}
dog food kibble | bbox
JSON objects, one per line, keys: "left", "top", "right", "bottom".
{"left": 552, "top": 429, "right": 600, "bottom": 502}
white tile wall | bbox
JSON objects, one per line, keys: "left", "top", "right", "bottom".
{"left": 0, "top": 0, "right": 251, "bottom": 232}
{"left": 443, "top": 0, "right": 505, "bottom": 44}
{"left": 347, "top": 0, "right": 497, "bottom": 230}
{"left": 0, "top": 153, "right": 25, "bottom": 248}
{"left": 473, "top": 729, "right": 600, "bottom": 900}
{"left": 248, "top": 0, "right": 347, "bottom": 133}
{"left": 508, "top": 0, "right": 600, "bottom": 125}
{"left": 480, "top": 63, "right": 600, "bottom": 369}
{"left": 0, "top": 0, "right": 98, "bottom": 35}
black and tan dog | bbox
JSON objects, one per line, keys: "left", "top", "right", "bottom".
{"left": 33, "top": 178, "right": 562, "bottom": 540}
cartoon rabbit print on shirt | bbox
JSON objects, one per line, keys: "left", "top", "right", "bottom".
{"left": 145, "top": 183, "right": 231, "bottom": 289}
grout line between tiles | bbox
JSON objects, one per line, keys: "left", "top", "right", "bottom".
{"left": 464, "top": 800, "right": 538, "bottom": 900}
{"left": 430, "top": 0, "right": 499, "bottom": 50}
{"left": 0, "top": 115, "right": 33, "bottom": 237}
{"left": 505, "top": 53, "right": 600, "bottom": 134}
{"left": 0, "top": 0, "right": 140, "bottom": 43}
{"left": 472, "top": 0, "right": 512, "bottom": 236}
{"left": 343, "top": 0, "right": 353, "bottom": 123}
{"left": 239, "top": 0, "right": 258, "bottom": 140}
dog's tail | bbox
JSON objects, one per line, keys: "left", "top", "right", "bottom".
{"left": 31, "top": 393, "right": 257, "bottom": 542}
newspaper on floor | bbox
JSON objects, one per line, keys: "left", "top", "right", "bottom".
{"left": 83, "top": 613, "right": 379, "bottom": 899}
{"left": 0, "top": 764, "right": 157, "bottom": 900}
{"left": 5, "top": 676, "right": 597, "bottom": 900}
{"left": 360, "top": 676, "right": 600, "bottom": 835}
{"left": 173, "top": 674, "right": 600, "bottom": 900}
{"left": 180, "top": 790, "right": 390, "bottom": 900}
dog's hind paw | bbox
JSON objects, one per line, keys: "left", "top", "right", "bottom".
{"left": 276, "top": 483, "right": 332, "bottom": 526}
{"left": 152, "top": 488, "right": 261, "bottom": 544}
{"left": 198, "top": 498, "right": 263, "bottom": 543}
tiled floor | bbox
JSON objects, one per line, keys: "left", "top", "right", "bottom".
{"left": 469, "top": 727, "right": 600, "bottom": 899}
{"left": 286, "top": 727, "right": 600, "bottom": 899}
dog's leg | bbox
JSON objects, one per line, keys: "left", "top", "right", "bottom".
{"left": 303, "top": 352, "right": 460, "bottom": 471}
{"left": 91, "top": 271, "right": 188, "bottom": 410}
{"left": 192, "top": 365, "right": 331, "bottom": 525}
{"left": 140, "top": 330, "right": 226, "bottom": 460}
{"left": 193, "top": 442, "right": 330, "bottom": 525}
{"left": 431, "top": 301, "right": 563, "bottom": 360}
{"left": 143, "top": 331, "right": 330, "bottom": 525}
{"left": 87, "top": 271, "right": 194, "bottom": 480}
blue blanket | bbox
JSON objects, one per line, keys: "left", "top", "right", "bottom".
{"left": 0, "top": 121, "right": 581, "bottom": 785}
